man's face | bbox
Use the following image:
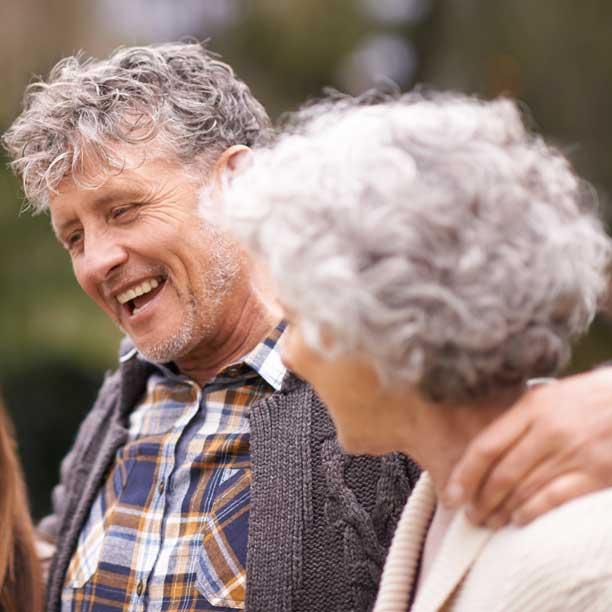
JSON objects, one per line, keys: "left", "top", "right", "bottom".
{"left": 49, "top": 147, "right": 241, "bottom": 363}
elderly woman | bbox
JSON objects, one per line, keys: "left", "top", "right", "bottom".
{"left": 221, "top": 93, "right": 612, "bottom": 611}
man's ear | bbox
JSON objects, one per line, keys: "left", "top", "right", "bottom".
{"left": 212, "top": 145, "right": 253, "bottom": 188}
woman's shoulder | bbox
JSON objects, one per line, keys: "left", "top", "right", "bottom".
{"left": 490, "top": 487, "right": 612, "bottom": 557}
{"left": 464, "top": 489, "right": 612, "bottom": 610}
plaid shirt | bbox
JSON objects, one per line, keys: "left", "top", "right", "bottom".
{"left": 61, "top": 323, "right": 286, "bottom": 612}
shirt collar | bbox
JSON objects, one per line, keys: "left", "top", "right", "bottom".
{"left": 240, "top": 320, "right": 287, "bottom": 391}
{"left": 118, "top": 320, "right": 287, "bottom": 391}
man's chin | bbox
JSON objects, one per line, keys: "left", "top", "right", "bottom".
{"left": 129, "top": 333, "right": 193, "bottom": 365}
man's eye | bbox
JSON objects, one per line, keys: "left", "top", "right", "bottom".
{"left": 66, "top": 231, "right": 83, "bottom": 250}
{"left": 111, "top": 204, "right": 137, "bottom": 220}
{"left": 111, "top": 206, "right": 128, "bottom": 219}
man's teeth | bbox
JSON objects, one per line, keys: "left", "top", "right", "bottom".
{"left": 117, "top": 278, "right": 160, "bottom": 305}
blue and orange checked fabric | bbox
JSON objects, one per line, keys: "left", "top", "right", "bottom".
{"left": 61, "top": 323, "right": 286, "bottom": 611}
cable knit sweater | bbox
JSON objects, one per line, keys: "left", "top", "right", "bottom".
{"left": 39, "top": 339, "right": 421, "bottom": 612}
{"left": 375, "top": 473, "right": 612, "bottom": 612}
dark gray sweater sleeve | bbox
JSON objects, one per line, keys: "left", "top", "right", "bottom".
{"left": 37, "top": 370, "right": 122, "bottom": 543}
{"left": 37, "top": 446, "right": 78, "bottom": 543}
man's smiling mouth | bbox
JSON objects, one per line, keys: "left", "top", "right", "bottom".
{"left": 116, "top": 276, "right": 166, "bottom": 315}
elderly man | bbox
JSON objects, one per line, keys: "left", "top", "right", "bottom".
{"left": 3, "top": 43, "right": 420, "bottom": 612}
{"left": 4, "top": 41, "right": 612, "bottom": 612}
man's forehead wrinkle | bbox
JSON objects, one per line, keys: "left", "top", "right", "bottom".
{"left": 78, "top": 183, "right": 145, "bottom": 208}
{"left": 52, "top": 141, "right": 192, "bottom": 225}
{"left": 150, "top": 177, "right": 185, "bottom": 202}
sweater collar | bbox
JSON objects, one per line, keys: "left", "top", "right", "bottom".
{"left": 375, "top": 472, "right": 494, "bottom": 612}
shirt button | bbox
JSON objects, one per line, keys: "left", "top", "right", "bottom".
{"left": 226, "top": 365, "right": 242, "bottom": 377}
{"left": 159, "top": 481, "right": 165, "bottom": 494}
{"left": 136, "top": 580, "right": 144, "bottom": 596}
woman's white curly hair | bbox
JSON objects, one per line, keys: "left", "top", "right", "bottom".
{"left": 3, "top": 41, "right": 270, "bottom": 212}
{"left": 222, "top": 92, "right": 612, "bottom": 403}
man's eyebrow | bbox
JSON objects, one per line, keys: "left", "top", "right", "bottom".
{"left": 52, "top": 217, "right": 77, "bottom": 240}
{"left": 89, "top": 187, "right": 148, "bottom": 209}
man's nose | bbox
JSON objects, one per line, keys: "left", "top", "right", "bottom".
{"left": 81, "top": 233, "right": 128, "bottom": 284}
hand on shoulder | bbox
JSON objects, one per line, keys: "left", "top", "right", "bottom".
{"left": 444, "top": 367, "right": 612, "bottom": 527}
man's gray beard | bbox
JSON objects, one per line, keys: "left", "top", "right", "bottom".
{"left": 136, "top": 301, "right": 201, "bottom": 364}
{"left": 131, "top": 245, "right": 240, "bottom": 365}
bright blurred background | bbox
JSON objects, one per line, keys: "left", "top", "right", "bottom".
{"left": 2, "top": 0, "right": 612, "bottom": 518}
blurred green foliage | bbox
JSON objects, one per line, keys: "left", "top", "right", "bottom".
{"left": 0, "top": 160, "right": 122, "bottom": 378}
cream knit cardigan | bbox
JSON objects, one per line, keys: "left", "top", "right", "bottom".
{"left": 374, "top": 473, "right": 612, "bottom": 612}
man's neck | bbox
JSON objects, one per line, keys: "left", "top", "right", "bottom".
{"left": 175, "top": 287, "right": 282, "bottom": 386}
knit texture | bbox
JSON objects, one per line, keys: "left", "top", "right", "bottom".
{"left": 375, "top": 472, "right": 612, "bottom": 612}
{"left": 40, "top": 342, "right": 421, "bottom": 612}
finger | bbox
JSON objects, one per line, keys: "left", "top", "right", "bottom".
{"left": 466, "top": 431, "right": 556, "bottom": 525}
{"left": 491, "top": 419, "right": 612, "bottom": 522}
{"left": 444, "top": 408, "right": 532, "bottom": 508}
{"left": 482, "top": 455, "right": 562, "bottom": 528}
{"left": 492, "top": 454, "right": 571, "bottom": 520}
{"left": 483, "top": 507, "right": 512, "bottom": 530}
{"left": 511, "top": 472, "right": 598, "bottom": 526}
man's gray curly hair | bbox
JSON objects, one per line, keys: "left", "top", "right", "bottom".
{"left": 3, "top": 41, "right": 270, "bottom": 212}
{"left": 222, "top": 92, "right": 612, "bottom": 404}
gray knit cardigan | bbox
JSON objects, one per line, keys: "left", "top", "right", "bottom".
{"left": 39, "top": 344, "right": 421, "bottom": 612}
